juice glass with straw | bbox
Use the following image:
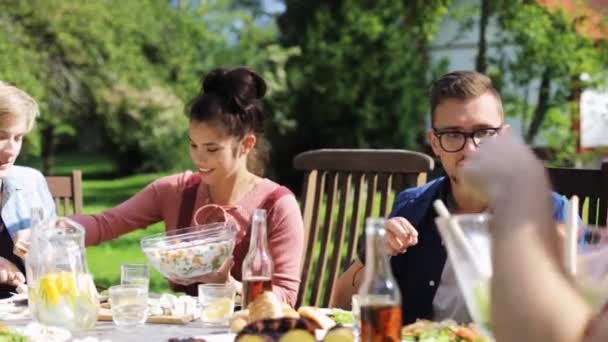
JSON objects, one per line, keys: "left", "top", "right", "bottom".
{"left": 434, "top": 200, "right": 493, "bottom": 338}
{"left": 565, "top": 196, "right": 608, "bottom": 312}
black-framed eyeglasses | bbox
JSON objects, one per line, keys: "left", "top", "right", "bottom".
{"left": 433, "top": 126, "right": 503, "bottom": 152}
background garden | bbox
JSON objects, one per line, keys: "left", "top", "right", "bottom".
{"left": 2, "top": 0, "right": 607, "bottom": 291}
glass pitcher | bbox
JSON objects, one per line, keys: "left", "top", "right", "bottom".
{"left": 26, "top": 217, "right": 99, "bottom": 331}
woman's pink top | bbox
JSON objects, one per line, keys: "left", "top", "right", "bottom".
{"left": 72, "top": 171, "right": 304, "bottom": 305}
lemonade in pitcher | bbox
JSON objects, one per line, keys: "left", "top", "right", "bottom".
{"left": 26, "top": 217, "right": 99, "bottom": 331}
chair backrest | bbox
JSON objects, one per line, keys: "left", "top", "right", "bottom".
{"left": 547, "top": 160, "right": 608, "bottom": 226}
{"left": 45, "top": 170, "right": 84, "bottom": 216}
{"left": 293, "top": 149, "right": 434, "bottom": 308}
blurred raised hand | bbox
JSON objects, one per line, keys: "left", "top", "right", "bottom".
{"left": 460, "top": 134, "right": 547, "bottom": 204}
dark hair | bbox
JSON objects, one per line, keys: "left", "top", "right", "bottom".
{"left": 429, "top": 70, "right": 502, "bottom": 125}
{"left": 187, "top": 67, "right": 269, "bottom": 175}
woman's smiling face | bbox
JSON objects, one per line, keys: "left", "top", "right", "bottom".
{"left": 188, "top": 120, "right": 250, "bottom": 185}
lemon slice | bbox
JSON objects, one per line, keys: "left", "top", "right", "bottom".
{"left": 39, "top": 274, "right": 61, "bottom": 306}
{"left": 202, "top": 297, "right": 234, "bottom": 321}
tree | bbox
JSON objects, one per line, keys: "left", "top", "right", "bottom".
{"left": 490, "top": 0, "right": 607, "bottom": 156}
{"left": 0, "top": 0, "right": 292, "bottom": 174}
{"left": 273, "top": 0, "right": 451, "bottom": 188}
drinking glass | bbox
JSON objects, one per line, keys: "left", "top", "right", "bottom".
{"left": 435, "top": 214, "right": 493, "bottom": 338}
{"left": 351, "top": 294, "right": 361, "bottom": 341}
{"left": 576, "top": 226, "right": 608, "bottom": 311}
{"left": 121, "top": 263, "right": 150, "bottom": 289}
{"left": 109, "top": 284, "right": 148, "bottom": 327}
{"left": 198, "top": 283, "right": 236, "bottom": 325}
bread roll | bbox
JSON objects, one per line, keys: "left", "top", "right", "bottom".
{"left": 248, "top": 292, "right": 283, "bottom": 322}
{"left": 297, "top": 306, "right": 336, "bottom": 330}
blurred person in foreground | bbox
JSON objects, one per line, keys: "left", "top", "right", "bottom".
{"left": 0, "top": 81, "right": 56, "bottom": 298}
{"left": 332, "top": 71, "right": 570, "bottom": 324}
{"left": 461, "top": 134, "right": 607, "bottom": 342}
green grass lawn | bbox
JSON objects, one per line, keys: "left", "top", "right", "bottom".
{"left": 82, "top": 174, "right": 171, "bottom": 292}
{"left": 23, "top": 153, "right": 174, "bottom": 292}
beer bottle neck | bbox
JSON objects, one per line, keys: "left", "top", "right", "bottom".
{"left": 249, "top": 210, "right": 270, "bottom": 254}
{"left": 359, "top": 218, "right": 401, "bottom": 304}
{"left": 243, "top": 209, "right": 273, "bottom": 279}
{"left": 364, "top": 225, "right": 391, "bottom": 278}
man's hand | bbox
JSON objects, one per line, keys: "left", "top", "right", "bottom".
{"left": 0, "top": 256, "right": 25, "bottom": 287}
{"left": 13, "top": 229, "right": 31, "bottom": 259}
{"left": 386, "top": 217, "right": 419, "bottom": 255}
{"left": 169, "top": 256, "right": 234, "bottom": 286}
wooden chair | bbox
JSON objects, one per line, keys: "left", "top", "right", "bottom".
{"left": 293, "top": 149, "right": 435, "bottom": 307}
{"left": 45, "top": 170, "right": 84, "bottom": 215}
{"left": 547, "top": 160, "right": 608, "bottom": 226}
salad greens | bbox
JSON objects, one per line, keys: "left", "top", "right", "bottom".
{"left": 331, "top": 308, "right": 354, "bottom": 325}
{"left": 401, "top": 320, "right": 491, "bottom": 342}
{"left": 0, "top": 329, "right": 29, "bottom": 342}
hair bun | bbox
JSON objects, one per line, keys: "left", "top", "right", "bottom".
{"left": 202, "top": 67, "right": 266, "bottom": 101}
{"left": 202, "top": 68, "right": 228, "bottom": 95}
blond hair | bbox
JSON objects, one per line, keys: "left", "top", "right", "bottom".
{"left": 0, "top": 81, "right": 40, "bottom": 131}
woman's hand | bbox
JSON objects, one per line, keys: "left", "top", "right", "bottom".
{"left": 0, "top": 256, "right": 25, "bottom": 287}
{"left": 169, "top": 257, "right": 234, "bottom": 286}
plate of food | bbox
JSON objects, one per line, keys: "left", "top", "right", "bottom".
{"left": 229, "top": 292, "right": 355, "bottom": 342}
{"left": 401, "top": 320, "right": 492, "bottom": 342}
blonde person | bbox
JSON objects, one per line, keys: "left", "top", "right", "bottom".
{"left": 70, "top": 67, "right": 304, "bottom": 305}
{"left": 461, "top": 134, "right": 607, "bottom": 342}
{"left": 0, "top": 81, "right": 56, "bottom": 298}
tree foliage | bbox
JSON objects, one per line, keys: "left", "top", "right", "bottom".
{"left": 475, "top": 0, "right": 608, "bottom": 164}
{"left": 272, "top": 0, "right": 452, "bottom": 186}
{"left": 0, "top": 0, "right": 290, "bottom": 174}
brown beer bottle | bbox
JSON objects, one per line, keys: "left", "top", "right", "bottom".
{"left": 358, "top": 218, "right": 403, "bottom": 342}
{"left": 242, "top": 209, "right": 273, "bottom": 308}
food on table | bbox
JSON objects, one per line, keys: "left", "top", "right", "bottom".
{"left": 234, "top": 335, "right": 269, "bottom": 342}
{"left": 328, "top": 309, "right": 354, "bottom": 325}
{"left": 141, "top": 223, "right": 235, "bottom": 278}
{"left": 156, "top": 293, "right": 200, "bottom": 317}
{"left": 231, "top": 291, "right": 300, "bottom": 332}
{"left": 235, "top": 317, "right": 317, "bottom": 341}
{"left": 297, "top": 307, "right": 336, "bottom": 330}
{"left": 103, "top": 293, "right": 200, "bottom": 320}
{"left": 231, "top": 309, "right": 251, "bottom": 332}
{"left": 0, "top": 324, "right": 28, "bottom": 342}
{"left": 401, "top": 320, "right": 491, "bottom": 342}
{"left": 248, "top": 292, "right": 285, "bottom": 322}
{"left": 323, "top": 326, "right": 355, "bottom": 342}
{"left": 278, "top": 329, "right": 317, "bottom": 342}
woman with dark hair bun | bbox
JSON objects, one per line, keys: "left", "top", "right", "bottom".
{"left": 68, "top": 67, "right": 304, "bottom": 305}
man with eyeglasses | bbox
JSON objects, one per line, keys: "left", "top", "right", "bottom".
{"left": 332, "top": 70, "right": 569, "bottom": 324}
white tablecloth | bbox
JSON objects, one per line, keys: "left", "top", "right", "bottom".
{"left": 5, "top": 317, "right": 236, "bottom": 342}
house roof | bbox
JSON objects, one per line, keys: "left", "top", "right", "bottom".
{"left": 537, "top": 0, "right": 608, "bottom": 40}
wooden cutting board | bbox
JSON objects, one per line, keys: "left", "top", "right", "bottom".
{"left": 98, "top": 308, "right": 194, "bottom": 324}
